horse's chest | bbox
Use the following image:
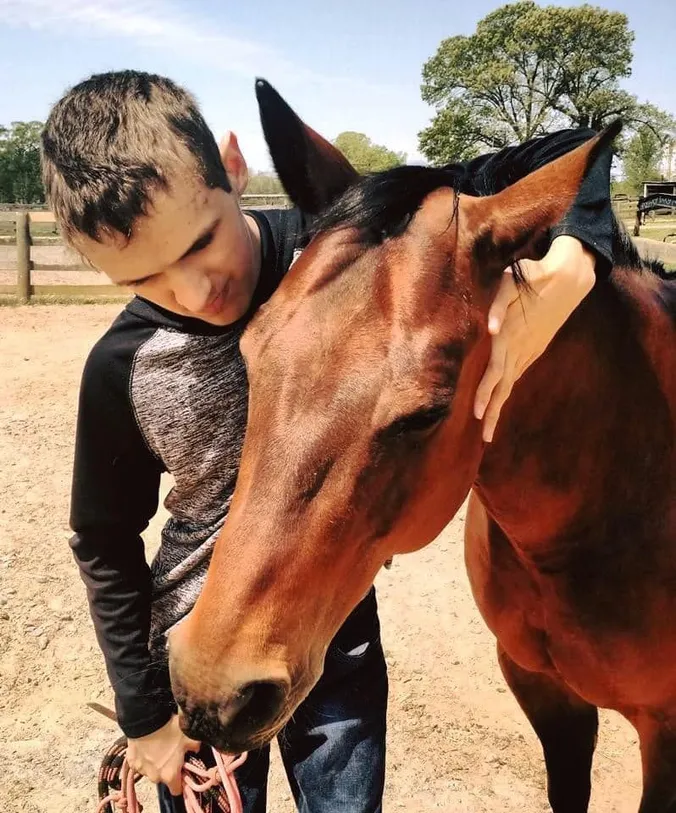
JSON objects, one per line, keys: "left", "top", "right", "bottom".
{"left": 465, "top": 492, "right": 676, "bottom": 709}
{"left": 464, "top": 493, "right": 552, "bottom": 673}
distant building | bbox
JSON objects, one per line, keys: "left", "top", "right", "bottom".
{"left": 642, "top": 180, "right": 676, "bottom": 198}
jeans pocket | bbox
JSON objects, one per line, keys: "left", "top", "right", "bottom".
{"left": 324, "top": 588, "right": 382, "bottom": 678}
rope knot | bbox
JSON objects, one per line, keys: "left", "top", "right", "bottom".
{"left": 96, "top": 737, "right": 245, "bottom": 813}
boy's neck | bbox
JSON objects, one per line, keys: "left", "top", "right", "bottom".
{"left": 244, "top": 212, "right": 263, "bottom": 286}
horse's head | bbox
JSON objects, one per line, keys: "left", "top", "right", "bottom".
{"left": 169, "top": 80, "right": 619, "bottom": 752}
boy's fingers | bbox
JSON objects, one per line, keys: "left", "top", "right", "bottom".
{"left": 482, "top": 361, "right": 517, "bottom": 443}
{"left": 488, "top": 269, "right": 518, "bottom": 334}
{"left": 474, "top": 337, "right": 507, "bottom": 420}
{"left": 183, "top": 737, "right": 202, "bottom": 759}
{"left": 165, "top": 767, "right": 184, "bottom": 796}
{"left": 186, "top": 737, "right": 202, "bottom": 753}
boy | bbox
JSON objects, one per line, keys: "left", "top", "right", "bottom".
{"left": 41, "top": 70, "right": 612, "bottom": 812}
{"left": 43, "top": 70, "right": 388, "bottom": 813}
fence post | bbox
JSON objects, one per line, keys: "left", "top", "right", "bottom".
{"left": 16, "top": 212, "right": 31, "bottom": 304}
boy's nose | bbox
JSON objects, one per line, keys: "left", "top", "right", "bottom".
{"left": 172, "top": 272, "right": 212, "bottom": 314}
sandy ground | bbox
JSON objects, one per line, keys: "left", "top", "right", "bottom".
{"left": 0, "top": 304, "right": 642, "bottom": 812}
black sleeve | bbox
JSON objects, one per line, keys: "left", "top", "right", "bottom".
{"left": 458, "top": 129, "right": 614, "bottom": 279}
{"left": 277, "top": 207, "right": 312, "bottom": 274}
{"left": 254, "top": 206, "right": 312, "bottom": 281}
{"left": 69, "top": 320, "right": 176, "bottom": 738}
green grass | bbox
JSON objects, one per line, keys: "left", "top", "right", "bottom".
{"left": 620, "top": 218, "right": 676, "bottom": 243}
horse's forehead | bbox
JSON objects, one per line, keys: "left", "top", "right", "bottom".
{"left": 245, "top": 187, "right": 460, "bottom": 370}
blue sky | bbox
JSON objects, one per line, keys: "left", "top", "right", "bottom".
{"left": 1, "top": 0, "right": 674, "bottom": 170}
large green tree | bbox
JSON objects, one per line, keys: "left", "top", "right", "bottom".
{"left": 333, "top": 132, "right": 405, "bottom": 174}
{"left": 419, "top": 2, "right": 674, "bottom": 163}
{"left": 623, "top": 127, "right": 666, "bottom": 194}
{"left": 0, "top": 121, "right": 44, "bottom": 204}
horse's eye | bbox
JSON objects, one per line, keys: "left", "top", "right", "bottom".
{"left": 383, "top": 405, "right": 449, "bottom": 440}
{"left": 366, "top": 212, "right": 414, "bottom": 244}
{"left": 399, "top": 405, "right": 448, "bottom": 434}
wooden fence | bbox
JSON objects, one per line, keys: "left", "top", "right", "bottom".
{"left": 5, "top": 196, "right": 670, "bottom": 303}
{"left": 0, "top": 195, "right": 290, "bottom": 303}
{"left": 0, "top": 210, "right": 111, "bottom": 303}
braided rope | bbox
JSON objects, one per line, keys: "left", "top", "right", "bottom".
{"left": 95, "top": 736, "right": 246, "bottom": 813}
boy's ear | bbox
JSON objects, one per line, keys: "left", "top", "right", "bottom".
{"left": 219, "top": 131, "right": 249, "bottom": 197}
{"left": 255, "top": 78, "right": 359, "bottom": 215}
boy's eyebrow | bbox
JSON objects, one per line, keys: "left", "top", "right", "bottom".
{"left": 117, "top": 218, "right": 219, "bottom": 287}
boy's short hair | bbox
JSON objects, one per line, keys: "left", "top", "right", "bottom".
{"left": 41, "top": 70, "right": 230, "bottom": 243}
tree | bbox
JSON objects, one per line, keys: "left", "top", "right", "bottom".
{"left": 0, "top": 121, "right": 45, "bottom": 204}
{"left": 333, "top": 132, "right": 405, "bottom": 174}
{"left": 244, "top": 171, "right": 284, "bottom": 196}
{"left": 419, "top": 2, "right": 675, "bottom": 164}
{"left": 623, "top": 127, "right": 665, "bottom": 194}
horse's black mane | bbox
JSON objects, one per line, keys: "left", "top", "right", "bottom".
{"left": 313, "top": 164, "right": 467, "bottom": 246}
{"left": 312, "top": 164, "right": 670, "bottom": 282}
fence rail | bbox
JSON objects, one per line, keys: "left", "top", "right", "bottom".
{"left": 3, "top": 196, "right": 672, "bottom": 303}
{"left": 0, "top": 211, "right": 112, "bottom": 302}
{"left": 0, "top": 195, "right": 291, "bottom": 302}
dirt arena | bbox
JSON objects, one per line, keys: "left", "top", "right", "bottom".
{"left": 1, "top": 304, "right": 642, "bottom": 812}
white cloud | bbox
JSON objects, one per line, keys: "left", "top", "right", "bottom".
{"left": 0, "top": 0, "right": 406, "bottom": 94}
{"left": 0, "top": 0, "right": 311, "bottom": 82}
{"left": 0, "top": 0, "right": 427, "bottom": 169}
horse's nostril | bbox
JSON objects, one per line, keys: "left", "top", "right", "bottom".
{"left": 235, "top": 679, "right": 288, "bottom": 730}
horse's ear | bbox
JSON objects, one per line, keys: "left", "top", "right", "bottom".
{"left": 255, "top": 78, "right": 359, "bottom": 215}
{"left": 462, "top": 121, "right": 622, "bottom": 280}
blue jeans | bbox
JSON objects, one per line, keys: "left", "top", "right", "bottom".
{"left": 158, "top": 588, "right": 388, "bottom": 812}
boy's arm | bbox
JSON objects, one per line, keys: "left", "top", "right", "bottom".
{"left": 465, "top": 130, "right": 614, "bottom": 442}
{"left": 457, "top": 128, "right": 615, "bottom": 278}
{"left": 70, "top": 334, "right": 175, "bottom": 739}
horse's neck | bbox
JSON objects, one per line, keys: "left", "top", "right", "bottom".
{"left": 475, "top": 270, "right": 676, "bottom": 552}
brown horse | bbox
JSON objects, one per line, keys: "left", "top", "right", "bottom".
{"left": 169, "top": 81, "right": 676, "bottom": 811}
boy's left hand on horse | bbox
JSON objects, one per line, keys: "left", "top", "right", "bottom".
{"left": 474, "top": 235, "right": 597, "bottom": 443}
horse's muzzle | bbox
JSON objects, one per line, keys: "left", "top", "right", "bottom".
{"left": 175, "top": 678, "right": 290, "bottom": 754}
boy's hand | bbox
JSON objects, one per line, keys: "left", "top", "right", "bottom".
{"left": 474, "top": 236, "right": 597, "bottom": 443}
{"left": 126, "top": 714, "right": 201, "bottom": 796}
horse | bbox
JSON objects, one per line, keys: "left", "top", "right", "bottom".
{"left": 169, "top": 80, "right": 676, "bottom": 812}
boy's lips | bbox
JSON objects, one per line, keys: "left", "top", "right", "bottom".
{"left": 200, "top": 281, "right": 230, "bottom": 316}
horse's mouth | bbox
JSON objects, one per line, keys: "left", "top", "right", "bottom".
{"left": 177, "top": 684, "right": 311, "bottom": 755}
{"left": 180, "top": 706, "right": 291, "bottom": 755}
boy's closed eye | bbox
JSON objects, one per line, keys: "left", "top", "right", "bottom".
{"left": 119, "top": 224, "right": 217, "bottom": 288}
{"left": 184, "top": 228, "right": 215, "bottom": 257}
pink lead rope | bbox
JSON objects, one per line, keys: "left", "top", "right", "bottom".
{"left": 95, "top": 746, "right": 247, "bottom": 813}
{"left": 182, "top": 750, "right": 247, "bottom": 813}
{"left": 89, "top": 704, "right": 246, "bottom": 813}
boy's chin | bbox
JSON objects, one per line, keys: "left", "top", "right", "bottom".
{"left": 196, "top": 297, "right": 251, "bottom": 327}
{"left": 178, "top": 283, "right": 254, "bottom": 326}
{"left": 197, "top": 311, "right": 237, "bottom": 326}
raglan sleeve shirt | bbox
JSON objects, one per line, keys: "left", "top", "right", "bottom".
{"left": 68, "top": 209, "right": 308, "bottom": 740}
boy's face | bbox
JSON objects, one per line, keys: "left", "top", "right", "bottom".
{"left": 74, "top": 133, "right": 261, "bottom": 326}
